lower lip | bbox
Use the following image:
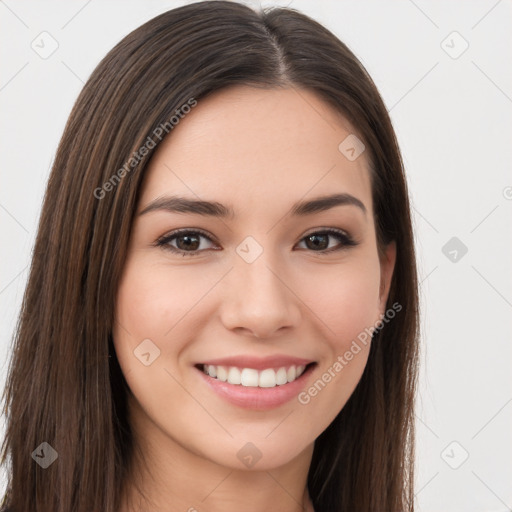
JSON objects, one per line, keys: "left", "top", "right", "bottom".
{"left": 195, "top": 364, "right": 316, "bottom": 410}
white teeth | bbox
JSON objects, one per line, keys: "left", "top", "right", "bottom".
{"left": 241, "top": 368, "right": 259, "bottom": 387}
{"left": 276, "top": 367, "right": 288, "bottom": 385}
{"left": 201, "top": 363, "right": 308, "bottom": 387}
{"left": 216, "top": 365, "right": 228, "bottom": 382}
{"left": 259, "top": 368, "right": 277, "bottom": 387}
{"left": 227, "top": 367, "right": 241, "bottom": 385}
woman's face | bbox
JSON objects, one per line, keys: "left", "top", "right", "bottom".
{"left": 113, "top": 85, "right": 395, "bottom": 471}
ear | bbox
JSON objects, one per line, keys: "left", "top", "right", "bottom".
{"left": 378, "top": 240, "right": 396, "bottom": 316}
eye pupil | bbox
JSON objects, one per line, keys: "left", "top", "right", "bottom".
{"left": 306, "top": 234, "right": 328, "bottom": 250}
{"left": 177, "top": 234, "right": 200, "bottom": 251}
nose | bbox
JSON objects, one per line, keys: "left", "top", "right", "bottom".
{"left": 219, "top": 253, "right": 302, "bottom": 339}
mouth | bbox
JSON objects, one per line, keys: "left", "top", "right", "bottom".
{"left": 193, "top": 361, "right": 318, "bottom": 410}
{"left": 194, "top": 362, "right": 317, "bottom": 388}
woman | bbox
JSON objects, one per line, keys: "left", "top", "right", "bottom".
{"left": 0, "top": 1, "right": 419, "bottom": 511}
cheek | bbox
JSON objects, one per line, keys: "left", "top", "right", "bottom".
{"left": 294, "top": 258, "right": 381, "bottom": 429}
{"left": 114, "top": 258, "right": 208, "bottom": 348}
{"left": 302, "top": 254, "right": 382, "bottom": 347}
{"left": 111, "top": 259, "right": 210, "bottom": 425}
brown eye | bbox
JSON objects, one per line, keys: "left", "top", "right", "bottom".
{"left": 156, "top": 227, "right": 357, "bottom": 257}
{"left": 297, "top": 229, "right": 357, "bottom": 253}
{"left": 156, "top": 229, "right": 217, "bottom": 256}
{"left": 304, "top": 233, "right": 330, "bottom": 250}
{"left": 174, "top": 233, "right": 201, "bottom": 251}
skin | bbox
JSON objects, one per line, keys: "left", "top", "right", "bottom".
{"left": 113, "top": 85, "right": 396, "bottom": 512}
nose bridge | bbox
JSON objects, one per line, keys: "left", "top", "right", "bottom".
{"left": 220, "top": 238, "right": 301, "bottom": 337}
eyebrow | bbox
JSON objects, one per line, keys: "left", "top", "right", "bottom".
{"left": 139, "top": 193, "right": 367, "bottom": 218}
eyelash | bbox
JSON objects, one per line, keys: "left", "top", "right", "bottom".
{"left": 155, "top": 227, "right": 358, "bottom": 257}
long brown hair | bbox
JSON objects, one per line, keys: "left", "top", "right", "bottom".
{"left": 0, "top": 1, "right": 419, "bottom": 510}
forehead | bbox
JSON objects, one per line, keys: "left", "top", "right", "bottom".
{"left": 140, "top": 86, "right": 373, "bottom": 217}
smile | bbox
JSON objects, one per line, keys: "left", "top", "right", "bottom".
{"left": 194, "top": 360, "right": 317, "bottom": 410}
{"left": 200, "top": 363, "right": 307, "bottom": 388}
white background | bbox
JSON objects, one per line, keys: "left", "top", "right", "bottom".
{"left": 1, "top": 1, "right": 511, "bottom": 511}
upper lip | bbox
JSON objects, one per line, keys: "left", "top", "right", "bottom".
{"left": 197, "top": 355, "right": 315, "bottom": 371}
